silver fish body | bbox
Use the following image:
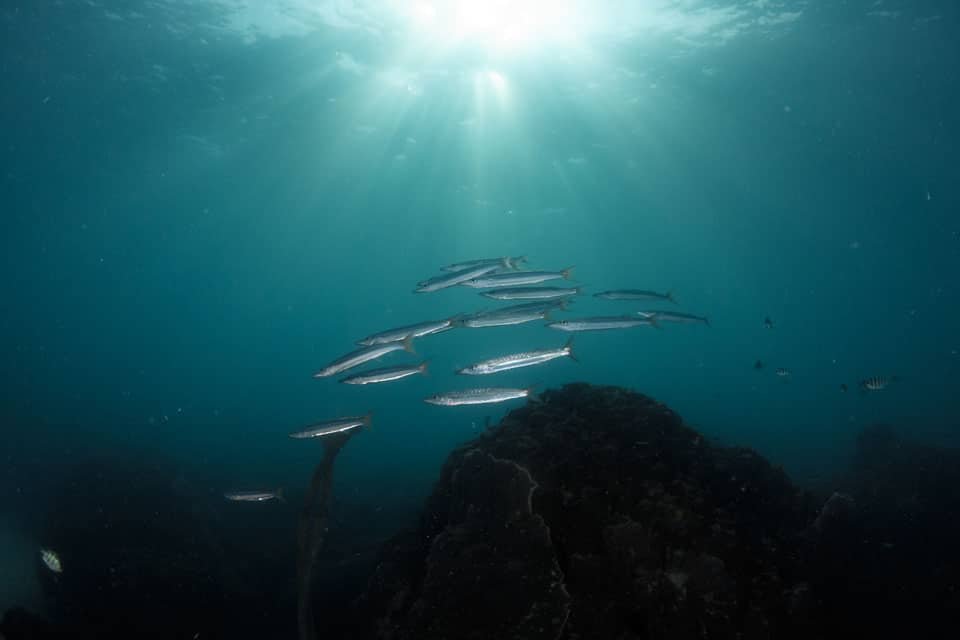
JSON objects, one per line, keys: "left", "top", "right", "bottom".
{"left": 224, "top": 490, "right": 284, "bottom": 503}
{"left": 357, "top": 318, "right": 458, "bottom": 346}
{"left": 416, "top": 264, "right": 502, "bottom": 293}
{"left": 340, "top": 362, "right": 429, "bottom": 385}
{"left": 644, "top": 311, "right": 709, "bottom": 326}
{"left": 442, "top": 256, "right": 526, "bottom": 272}
{"left": 313, "top": 338, "right": 414, "bottom": 378}
{"left": 458, "top": 339, "right": 575, "bottom": 375}
{"left": 594, "top": 289, "right": 675, "bottom": 303}
{"left": 547, "top": 316, "right": 655, "bottom": 332}
{"left": 424, "top": 387, "right": 534, "bottom": 406}
{"left": 289, "top": 414, "right": 372, "bottom": 439}
{"left": 461, "top": 308, "right": 549, "bottom": 328}
{"left": 480, "top": 286, "right": 580, "bottom": 300}
{"left": 461, "top": 267, "right": 574, "bottom": 289}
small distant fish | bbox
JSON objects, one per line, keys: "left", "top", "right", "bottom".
{"left": 860, "top": 375, "right": 896, "bottom": 391}
{"left": 481, "top": 286, "right": 580, "bottom": 301}
{"left": 224, "top": 489, "right": 285, "bottom": 503}
{"left": 340, "top": 361, "right": 429, "bottom": 385}
{"left": 425, "top": 387, "right": 535, "bottom": 407}
{"left": 754, "top": 360, "right": 764, "bottom": 370}
{"left": 313, "top": 337, "right": 414, "bottom": 378}
{"left": 643, "top": 311, "right": 709, "bottom": 326}
{"left": 458, "top": 339, "right": 576, "bottom": 375}
{"left": 461, "top": 267, "right": 574, "bottom": 289}
{"left": 442, "top": 256, "right": 526, "bottom": 272}
{"left": 289, "top": 414, "right": 372, "bottom": 439}
{"left": 416, "top": 263, "right": 502, "bottom": 293}
{"left": 840, "top": 383, "right": 848, "bottom": 393}
{"left": 775, "top": 368, "right": 791, "bottom": 377}
{"left": 40, "top": 549, "right": 62, "bottom": 574}
{"left": 764, "top": 316, "right": 774, "bottom": 329}
{"left": 547, "top": 316, "right": 656, "bottom": 332}
{"left": 594, "top": 289, "right": 675, "bottom": 304}
{"left": 357, "top": 317, "right": 460, "bottom": 346}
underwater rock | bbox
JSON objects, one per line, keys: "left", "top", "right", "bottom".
{"left": 4, "top": 455, "right": 297, "bottom": 639}
{"left": 807, "top": 423, "right": 960, "bottom": 638}
{"left": 338, "top": 383, "right": 815, "bottom": 640}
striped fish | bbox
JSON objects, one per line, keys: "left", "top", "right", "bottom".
{"left": 860, "top": 375, "right": 896, "bottom": 391}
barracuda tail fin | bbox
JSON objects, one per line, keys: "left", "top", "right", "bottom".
{"left": 525, "top": 383, "right": 542, "bottom": 403}
{"left": 418, "top": 360, "right": 430, "bottom": 376}
{"left": 402, "top": 336, "right": 416, "bottom": 354}
{"left": 561, "top": 266, "right": 575, "bottom": 280}
{"left": 276, "top": 488, "right": 286, "bottom": 504}
{"left": 363, "top": 412, "right": 374, "bottom": 428}
{"left": 667, "top": 291, "right": 677, "bottom": 304}
{"left": 565, "top": 337, "right": 578, "bottom": 362}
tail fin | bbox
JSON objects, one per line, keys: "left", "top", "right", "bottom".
{"left": 704, "top": 317, "right": 711, "bottom": 327}
{"left": 276, "top": 488, "right": 286, "bottom": 504}
{"left": 363, "top": 412, "right": 374, "bottom": 428}
{"left": 418, "top": 360, "right": 430, "bottom": 376}
{"left": 667, "top": 291, "right": 677, "bottom": 304}
{"left": 648, "top": 314, "right": 661, "bottom": 329}
{"left": 557, "top": 299, "right": 570, "bottom": 311}
{"left": 565, "top": 337, "right": 578, "bottom": 362}
{"left": 525, "top": 383, "right": 542, "bottom": 403}
{"left": 402, "top": 335, "right": 416, "bottom": 354}
{"left": 561, "top": 266, "right": 575, "bottom": 280}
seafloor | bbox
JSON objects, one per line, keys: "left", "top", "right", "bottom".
{"left": 3, "top": 383, "right": 958, "bottom": 639}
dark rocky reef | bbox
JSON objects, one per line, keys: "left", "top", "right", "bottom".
{"left": 1, "top": 455, "right": 297, "bottom": 639}
{"left": 332, "top": 383, "right": 817, "bottom": 640}
{"left": 808, "top": 423, "right": 960, "bottom": 638}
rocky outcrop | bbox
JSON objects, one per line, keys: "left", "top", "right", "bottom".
{"left": 340, "top": 383, "right": 816, "bottom": 640}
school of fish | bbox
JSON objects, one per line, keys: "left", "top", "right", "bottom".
{"left": 225, "top": 255, "right": 895, "bottom": 501}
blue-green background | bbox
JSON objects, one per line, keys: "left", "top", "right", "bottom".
{"left": 1, "top": 0, "right": 958, "bottom": 613}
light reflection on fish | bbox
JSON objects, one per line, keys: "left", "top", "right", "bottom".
{"left": 289, "top": 414, "right": 372, "bottom": 439}
{"left": 424, "top": 387, "right": 535, "bottom": 406}
{"left": 224, "top": 489, "right": 285, "bottom": 503}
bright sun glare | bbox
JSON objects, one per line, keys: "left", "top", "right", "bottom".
{"left": 408, "top": 0, "right": 582, "bottom": 54}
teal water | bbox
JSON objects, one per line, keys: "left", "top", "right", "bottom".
{"left": 1, "top": 0, "right": 958, "bottom": 623}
